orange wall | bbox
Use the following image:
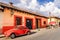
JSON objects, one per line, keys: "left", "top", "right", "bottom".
{"left": 3, "top": 8, "right": 36, "bottom": 29}
{"left": 35, "top": 16, "right": 48, "bottom": 28}
{"left": 40, "top": 17, "right": 48, "bottom": 28}
{"left": 35, "top": 16, "right": 41, "bottom": 28}
{"left": 3, "top": 7, "right": 48, "bottom": 30}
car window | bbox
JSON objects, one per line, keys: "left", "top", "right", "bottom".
{"left": 16, "top": 25, "right": 27, "bottom": 29}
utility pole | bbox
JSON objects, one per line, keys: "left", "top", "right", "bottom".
{"left": 49, "top": 12, "right": 51, "bottom": 22}
{"left": 49, "top": 12, "right": 52, "bottom": 28}
{"left": 57, "top": 17, "right": 59, "bottom": 27}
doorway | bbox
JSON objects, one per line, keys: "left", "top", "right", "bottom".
{"left": 26, "top": 19, "right": 32, "bottom": 29}
{"left": 36, "top": 19, "right": 41, "bottom": 29}
{"left": 16, "top": 17, "right": 22, "bottom": 25}
{"left": 59, "top": 22, "right": 60, "bottom": 26}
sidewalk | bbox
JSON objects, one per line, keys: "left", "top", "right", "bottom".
{"left": 0, "top": 34, "right": 5, "bottom": 38}
{"left": 31, "top": 28, "right": 51, "bottom": 32}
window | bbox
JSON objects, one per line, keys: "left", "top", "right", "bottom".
{"left": 16, "top": 17, "right": 22, "bottom": 25}
{"left": 44, "top": 21, "right": 46, "bottom": 24}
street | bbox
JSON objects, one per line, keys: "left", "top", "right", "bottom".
{"left": 0, "top": 28, "right": 60, "bottom": 40}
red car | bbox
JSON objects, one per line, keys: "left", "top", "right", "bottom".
{"left": 4, "top": 25, "right": 31, "bottom": 39}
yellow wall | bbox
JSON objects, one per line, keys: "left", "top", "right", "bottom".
{"left": 48, "top": 18, "right": 58, "bottom": 24}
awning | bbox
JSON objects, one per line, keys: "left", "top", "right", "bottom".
{"left": 49, "top": 21, "right": 56, "bottom": 25}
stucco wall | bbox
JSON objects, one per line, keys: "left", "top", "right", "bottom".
{"left": 14, "top": 10, "right": 36, "bottom": 29}
{"left": 0, "top": 11, "right": 3, "bottom": 29}
{"left": 35, "top": 16, "right": 48, "bottom": 28}
{"left": 48, "top": 18, "right": 58, "bottom": 25}
{"left": 3, "top": 8, "right": 48, "bottom": 29}
{"left": 3, "top": 8, "right": 14, "bottom": 26}
{"left": 3, "top": 8, "right": 36, "bottom": 29}
{"left": 41, "top": 17, "right": 48, "bottom": 28}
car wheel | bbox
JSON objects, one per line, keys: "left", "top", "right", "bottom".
{"left": 27, "top": 32, "right": 31, "bottom": 35}
{"left": 10, "top": 33, "right": 16, "bottom": 39}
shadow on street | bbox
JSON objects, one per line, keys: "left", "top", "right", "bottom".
{"left": 15, "top": 32, "right": 37, "bottom": 39}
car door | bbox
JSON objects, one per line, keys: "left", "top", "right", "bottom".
{"left": 22, "top": 27, "right": 29, "bottom": 34}
{"left": 15, "top": 28, "right": 25, "bottom": 35}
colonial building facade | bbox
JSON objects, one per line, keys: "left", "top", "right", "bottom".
{"left": 0, "top": 2, "right": 48, "bottom": 33}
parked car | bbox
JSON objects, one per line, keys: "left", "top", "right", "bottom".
{"left": 4, "top": 25, "right": 31, "bottom": 39}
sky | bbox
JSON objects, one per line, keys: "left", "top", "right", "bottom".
{"left": 0, "top": 0, "right": 60, "bottom": 17}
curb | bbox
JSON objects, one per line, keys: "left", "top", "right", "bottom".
{"left": 31, "top": 28, "right": 46, "bottom": 32}
{"left": 0, "top": 35, "right": 5, "bottom": 38}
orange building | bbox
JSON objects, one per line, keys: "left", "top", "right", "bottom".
{"left": 0, "top": 2, "right": 48, "bottom": 34}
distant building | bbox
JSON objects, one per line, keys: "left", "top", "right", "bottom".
{"left": 48, "top": 16, "right": 60, "bottom": 26}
